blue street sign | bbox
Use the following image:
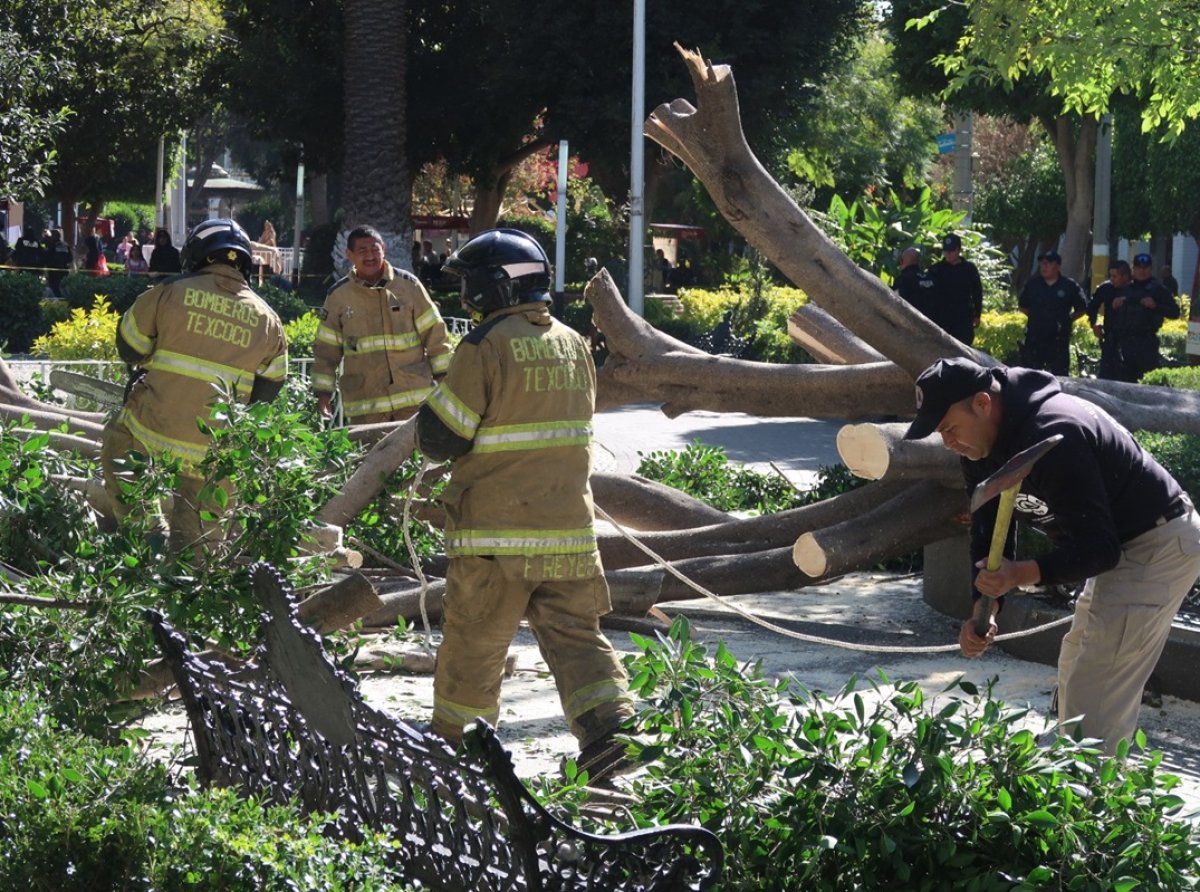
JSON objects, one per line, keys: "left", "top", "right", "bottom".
{"left": 936, "top": 133, "right": 957, "bottom": 154}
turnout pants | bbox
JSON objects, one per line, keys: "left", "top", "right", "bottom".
{"left": 100, "top": 416, "right": 231, "bottom": 556}
{"left": 1057, "top": 505, "right": 1200, "bottom": 754}
{"left": 432, "top": 554, "right": 634, "bottom": 748}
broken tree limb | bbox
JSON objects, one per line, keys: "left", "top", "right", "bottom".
{"left": 317, "top": 416, "right": 419, "bottom": 527}
{"left": 788, "top": 304, "right": 886, "bottom": 365}
{"left": 592, "top": 470, "right": 731, "bottom": 531}
{"left": 793, "top": 480, "right": 966, "bottom": 578}
{"left": 598, "top": 479, "right": 906, "bottom": 570}
{"left": 642, "top": 44, "right": 974, "bottom": 376}
{"left": 587, "top": 269, "right": 915, "bottom": 419}
{"left": 0, "top": 402, "right": 106, "bottom": 439}
{"left": 836, "top": 423, "right": 961, "bottom": 483}
{"left": 296, "top": 571, "right": 382, "bottom": 634}
{"left": 605, "top": 546, "right": 822, "bottom": 608}
{"left": 10, "top": 427, "right": 100, "bottom": 458}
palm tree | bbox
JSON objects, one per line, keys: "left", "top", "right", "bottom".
{"left": 340, "top": 0, "right": 413, "bottom": 271}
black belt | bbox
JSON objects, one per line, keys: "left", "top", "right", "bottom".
{"left": 1128, "top": 495, "right": 1193, "bottom": 541}
{"left": 1155, "top": 495, "right": 1193, "bottom": 527}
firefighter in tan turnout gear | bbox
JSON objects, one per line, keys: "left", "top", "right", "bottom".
{"left": 101, "top": 218, "right": 288, "bottom": 556}
{"left": 312, "top": 225, "right": 451, "bottom": 424}
{"left": 416, "top": 229, "right": 635, "bottom": 780}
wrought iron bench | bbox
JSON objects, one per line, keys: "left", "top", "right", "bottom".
{"left": 147, "top": 562, "right": 722, "bottom": 891}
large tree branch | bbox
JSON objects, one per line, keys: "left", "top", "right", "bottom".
{"left": 642, "top": 44, "right": 975, "bottom": 376}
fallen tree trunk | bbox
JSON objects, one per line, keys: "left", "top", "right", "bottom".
{"left": 793, "top": 480, "right": 966, "bottom": 578}
{"left": 129, "top": 571, "right": 383, "bottom": 698}
{"left": 836, "top": 423, "right": 960, "bottom": 483}
{"left": 592, "top": 470, "right": 731, "bottom": 531}
{"left": 598, "top": 479, "right": 906, "bottom": 570}
{"left": 788, "top": 304, "right": 886, "bottom": 364}
{"left": 642, "top": 45, "right": 972, "bottom": 377}
{"left": 0, "top": 356, "right": 110, "bottom": 423}
{"left": 588, "top": 269, "right": 915, "bottom": 419}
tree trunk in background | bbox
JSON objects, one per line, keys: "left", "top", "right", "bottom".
{"left": 469, "top": 140, "right": 552, "bottom": 234}
{"left": 339, "top": 0, "right": 412, "bottom": 273}
{"left": 1045, "top": 113, "right": 1098, "bottom": 285}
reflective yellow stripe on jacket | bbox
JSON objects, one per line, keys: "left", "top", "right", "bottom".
{"left": 343, "top": 387, "right": 434, "bottom": 418}
{"left": 473, "top": 420, "right": 592, "bottom": 453}
{"left": 427, "top": 383, "right": 481, "bottom": 440}
{"left": 444, "top": 527, "right": 597, "bottom": 556}
{"left": 146, "top": 349, "right": 255, "bottom": 399}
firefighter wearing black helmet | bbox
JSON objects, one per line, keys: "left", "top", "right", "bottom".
{"left": 417, "top": 228, "right": 634, "bottom": 780}
{"left": 100, "top": 219, "right": 288, "bottom": 557}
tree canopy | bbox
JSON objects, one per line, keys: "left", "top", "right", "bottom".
{"left": 2, "top": 0, "right": 224, "bottom": 238}
{"left": 917, "top": 0, "right": 1200, "bottom": 135}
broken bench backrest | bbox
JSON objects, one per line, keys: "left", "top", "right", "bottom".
{"left": 147, "top": 561, "right": 723, "bottom": 892}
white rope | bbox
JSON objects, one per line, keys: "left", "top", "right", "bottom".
{"left": 595, "top": 505, "right": 1074, "bottom": 654}
{"left": 402, "top": 457, "right": 437, "bottom": 650}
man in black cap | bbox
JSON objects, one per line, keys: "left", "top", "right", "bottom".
{"left": 927, "top": 233, "right": 983, "bottom": 345}
{"left": 1017, "top": 250, "right": 1087, "bottom": 375}
{"left": 895, "top": 247, "right": 937, "bottom": 319}
{"left": 904, "top": 356, "right": 1200, "bottom": 755}
{"left": 1116, "top": 252, "right": 1180, "bottom": 382}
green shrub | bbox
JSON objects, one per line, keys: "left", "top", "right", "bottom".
{"left": 256, "top": 279, "right": 310, "bottom": 322}
{"left": 1159, "top": 318, "right": 1188, "bottom": 364}
{"left": 60, "top": 271, "right": 150, "bottom": 315}
{"left": 1141, "top": 365, "right": 1200, "bottom": 390}
{"left": 30, "top": 296, "right": 121, "bottom": 362}
{"left": 0, "top": 271, "right": 50, "bottom": 353}
{"left": 39, "top": 297, "right": 73, "bottom": 329}
{"left": 105, "top": 201, "right": 155, "bottom": 239}
{"left": 604, "top": 619, "right": 1200, "bottom": 890}
{"left": 285, "top": 310, "right": 321, "bottom": 358}
{"left": 0, "top": 689, "right": 414, "bottom": 890}
{"left": 643, "top": 284, "right": 810, "bottom": 363}
{"left": 636, "top": 441, "right": 862, "bottom": 515}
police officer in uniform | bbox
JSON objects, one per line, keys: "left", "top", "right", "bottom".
{"left": 312, "top": 225, "right": 451, "bottom": 424}
{"left": 1018, "top": 250, "right": 1087, "bottom": 375}
{"left": 928, "top": 233, "right": 983, "bottom": 345}
{"left": 905, "top": 357, "right": 1200, "bottom": 755}
{"left": 44, "top": 228, "right": 72, "bottom": 298}
{"left": 416, "top": 229, "right": 634, "bottom": 780}
{"left": 1086, "top": 259, "right": 1131, "bottom": 380}
{"left": 895, "top": 247, "right": 937, "bottom": 320}
{"left": 11, "top": 225, "right": 45, "bottom": 280}
{"left": 101, "top": 218, "right": 288, "bottom": 557}
{"left": 1117, "top": 252, "right": 1180, "bottom": 382}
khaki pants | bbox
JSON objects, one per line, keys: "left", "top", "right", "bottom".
{"left": 432, "top": 554, "right": 634, "bottom": 747}
{"left": 1058, "top": 508, "right": 1200, "bottom": 754}
{"left": 100, "top": 416, "right": 231, "bottom": 556}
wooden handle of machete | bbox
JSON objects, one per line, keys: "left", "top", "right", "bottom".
{"left": 974, "top": 485, "right": 1020, "bottom": 638}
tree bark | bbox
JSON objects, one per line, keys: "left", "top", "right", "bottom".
{"left": 592, "top": 470, "right": 731, "bottom": 531}
{"left": 836, "top": 423, "right": 960, "bottom": 483}
{"left": 588, "top": 269, "right": 915, "bottom": 418}
{"left": 642, "top": 45, "right": 975, "bottom": 377}
{"left": 317, "top": 416, "right": 419, "bottom": 527}
{"left": 1044, "top": 113, "right": 1098, "bottom": 284}
{"left": 787, "top": 304, "right": 886, "bottom": 364}
{"left": 792, "top": 481, "right": 966, "bottom": 578}
{"left": 598, "top": 480, "right": 906, "bottom": 570}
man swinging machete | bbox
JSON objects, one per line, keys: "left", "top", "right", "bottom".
{"left": 904, "top": 357, "right": 1200, "bottom": 755}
